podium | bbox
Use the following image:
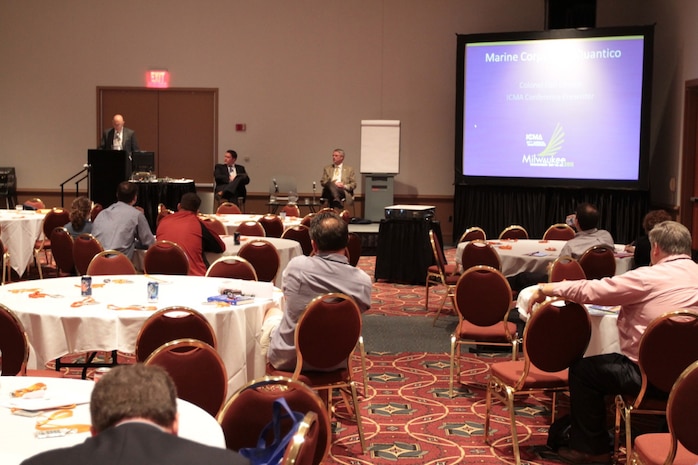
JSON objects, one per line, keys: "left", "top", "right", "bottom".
{"left": 88, "top": 149, "right": 130, "bottom": 208}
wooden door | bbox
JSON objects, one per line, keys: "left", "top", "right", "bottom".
{"left": 97, "top": 87, "right": 217, "bottom": 184}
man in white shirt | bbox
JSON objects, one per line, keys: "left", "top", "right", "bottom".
{"left": 559, "top": 202, "right": 615, "bottom": 259}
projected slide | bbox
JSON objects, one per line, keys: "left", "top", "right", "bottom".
{"left": 461, "top": 33, "right": 648, "bottom": 185}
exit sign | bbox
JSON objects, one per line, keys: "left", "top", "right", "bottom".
{"left": 146, "top": 70, "right": 170, "bottom": 88}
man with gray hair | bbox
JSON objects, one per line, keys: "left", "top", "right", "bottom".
{"left": 21, "top": 364, "right": 248, "bottom": 465}
{"left": 533, "top": 221, "right": 698, "bottom": 464}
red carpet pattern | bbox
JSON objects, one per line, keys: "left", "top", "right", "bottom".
{"left": 325, "top": 351, "right": 565, "bottom": 465}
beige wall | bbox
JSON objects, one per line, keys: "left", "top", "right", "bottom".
{"left": 1, "top": 1, "right": 697, "bottom": 211}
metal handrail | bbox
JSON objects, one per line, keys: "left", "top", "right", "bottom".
{"left": 60, "top": 164, "right": 90, "bottom": 207}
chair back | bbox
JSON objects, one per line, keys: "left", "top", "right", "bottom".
{"left": 523, "top": 298, "right": 591, "bottom": 374}
{"left": 136, "top": 307, "right": 217, "bottom": 362}
{"left": 281, "top": 225, "right": 313, "bottom": 256}
{"left": 258, "top": 214, "right": 285, "bottom": 238}
{"left": 50, "top": 227, "right": 75, "bottom": 276}
{"left": 460, "top": 240, "right": 501, "bottom": 271}
{"left": 201, "top": 216, "right": 227, "bottom": 236}
{"left": 499, "top": 225, "right": 528, "bottom": 240}
{"left": 0, "top": 303, "right": 30, "bottom": 375}
{"left": 90, "top": 203, "right": 103, "bottom": 222}
{"left": 86, "top": 249, "right": 137, "bottom": 276}
{"left": 144, "top": 338, "right": 227, "bottom": 417}
{"left": 458, "top": 226, "right": 486, "bottom": 242}
{"left": 42, "top": 208, "right": 71, "bottom": 238}
{"left": 543, "top": 223, "right": 576, "bottom": 241}
{"left": 428, "top": 229, "right": 449, "bottom": 278}
{"left": 217, "top": 202, "right": 242, "bottom": 214}
{"left": 548, "top": 255, "right": 586, "bottom": 282}
{"left": 579, "top": 245, "right": 616, "bottom": 280}
{"left": 205, "top": 256, "right": 258, "bottom": 280}
{"left": 346, "top": 232, "right": 361, "bottom": 267}
{"left": 454, "top": 265, "right": 513, "bottom": 328}
{"left": 293, "top": 293, "right": 362, "bottom": 375}
{"left": 236, "top": 221, "right": 266, "bottom": 237}
{"left": 667, "top": 360, "right": 698, "bottom": 455}
{"left": 143, "top": 240, "right": 190, "bottom": 275}
{"left": 300, "top": 213, "right": 315, "bottom": 227}
{"left": 283, "top": 411, "right": 320, "bottom": 465}
{"left": 338, "top": 209, "right": 351, "bottom": 224}
{"left": 238, "top": 240, "right": 280, "bottom": 282}
{"left": 0, "top": 237, "right": 9, "bottom": 285}
{"left": 217, "top": 376, "right": 331, "bottom": 465}
{"left": 281, "top": 204, "right": 301, "bottom": 217}
{"left": 72, "top": 233, "right": 104, "bottom": 275}
{"left": 636, "top": 310, "right": 698, "bottom": 397}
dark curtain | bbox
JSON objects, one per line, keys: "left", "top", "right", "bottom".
{"left": 453, "top": 185, "right": 649, "bottom": 245}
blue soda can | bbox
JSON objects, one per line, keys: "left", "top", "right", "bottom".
{"left": 81, "top": 276, "right": 92, "bottom": 296}
{"left": 147, "top": 281, "right": 159, "bottom": 302}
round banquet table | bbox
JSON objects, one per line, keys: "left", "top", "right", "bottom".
{"left": 0, "top": 376, "right": 225, "bottom": 465}
{"left": 516, "top": 284, "right": 621, "bottom": 357}
{"left": 0, "top": 209, "right": 46, "bottom": 277}
{"left": 0, "top": 275, "right": 282, "bottom": 395}
{"left": 455, "top": 239, "right": 634, "bottom": 277}
{"left": 211, "top": 213, "right": 301, "bottom": 235}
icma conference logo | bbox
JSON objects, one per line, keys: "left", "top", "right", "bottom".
{"left": 521, "top": 123, "right": 573, "bottom": 167}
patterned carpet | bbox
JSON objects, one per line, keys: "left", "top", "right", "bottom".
{"left": 31, "top": 249, "right": 570, "bottom": 465}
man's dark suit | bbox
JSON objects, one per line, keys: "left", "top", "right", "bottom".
{"left": 21, "top": 422, "right": 249, "bottom": 465}
{"left": 99, "top": 127, "right": 139, "bottom": 154}
{"left": 214, "top": 163, "right": 250, "bottom": 204}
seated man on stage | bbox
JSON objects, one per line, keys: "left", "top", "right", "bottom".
{"left": 214, "top": 149, "right": 249, "bottom": 206}
{"left": 92, "top": 181, "right": 155, "bottom": 259}
{"left": 156, "top": 193, "right": 225, "bottom": 276}
{"left": 21, "top": 364, "right": 248, "bottom": 465}
{"left": 320, "top": 148, "right": 356, "bottom": 210}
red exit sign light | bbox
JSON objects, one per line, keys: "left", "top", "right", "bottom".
{"left": 146, "top": 70, "right": 170, "bottom": 88}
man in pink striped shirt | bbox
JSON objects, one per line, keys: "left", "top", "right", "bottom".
{"left": 534, "top": 221, "right": 698, "bottom": 464}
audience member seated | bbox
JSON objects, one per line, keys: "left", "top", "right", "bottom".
{"left": 214, "top": 149, "right": 249, "bottom": 207}
{"left": 262, "top": 210, "right": 372, "bottom": 371}
{"left": 532, "top": 221, "right": 698, "bottom": 464}
{"left": 20, "top": 364, "right": 248, "bottom": 465}
{"left": 624, "top": 209, "right": 671, "bottom": 268}
{"left": 156, "top": 193, "right": 225, "bottom": 276}
{"left": 64, "top": 196, "right": 93, "bottom": 238}
{"left": 92, "top": 181, "right": 155, "bottom": 259}
{"left": 559, "top": 202, "right": 615, "bottom": 259}
{"left": 320, "top": 148, "right": 356, "bottom": 210}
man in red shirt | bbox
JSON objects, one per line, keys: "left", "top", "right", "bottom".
{"left": 156, "top": 193, "right": 225, "bottom": 276}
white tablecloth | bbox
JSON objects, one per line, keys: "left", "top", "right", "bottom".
{"left": 455, "top": 239, "right": 634, "bottom": 277}
{"left": 0, "top": 209, "right": 46, "bottom": 276}
{"left": 0, "top": 376, "right": 225, "bottom": 465}
{"left": 212, "top": 214, "right": 301, "bottom": 235}
{"left": 0, "top": 275, "right": 282, "bottom": 394}
{"left": 516, "top": 285, "right": 621, "bottom": 357}
{"left": 132, "top": 235, "right": 302, "bottom": 287}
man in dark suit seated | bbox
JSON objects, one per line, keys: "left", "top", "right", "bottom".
{"left": 214, "top": 149, "right": 250, "bottom": 206}
{"left": 21, "top": 364, "right": 249, "bottom": 465}
{"left": 99, "top": 114, "right": 139, "bottom": 154}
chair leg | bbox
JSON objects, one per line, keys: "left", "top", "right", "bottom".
{"left": 449, "top": 335, "right": 457, "bottom": 397}
{"left": 348, "top": 382, "right": 366, "bottom": 452}
{"left": 504, "top": 389, "right": 522, "bottom": 465}
{"left": 356, "top": 336, "right": 369, "bottom": 396}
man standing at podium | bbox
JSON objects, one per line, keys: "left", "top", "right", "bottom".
{"left": 99, "top": 114, "right": 139, "bottom": 154}
{"left": 320, "top": 148, "right": 356, "bottom": 210}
